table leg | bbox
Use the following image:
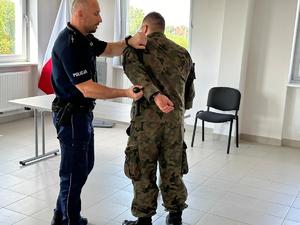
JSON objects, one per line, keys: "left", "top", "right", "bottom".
{"left": 19, "top": 110, "right": 59, "bottom": 166}
{"left": 41, "top": 111, "right": 45, "bottom": 155}
{"left": 34, "top": 109, "right": 38, "bottom": 157}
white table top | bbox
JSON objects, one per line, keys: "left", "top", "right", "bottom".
{"left": 10, "top": 94, "right": 132, "bottom": 124}
{"left": 10, "top": 94, "right": 55, "bottom": 111}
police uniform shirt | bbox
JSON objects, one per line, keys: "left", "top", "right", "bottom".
{"left": 51, "top": 22, "right": 107, "bottom": 104}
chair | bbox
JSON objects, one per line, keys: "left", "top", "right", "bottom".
{"left": 191, "top": 87, "right": 241, "bottom": 154}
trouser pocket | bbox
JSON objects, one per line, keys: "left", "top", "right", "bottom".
{"left": 182, "top": 141, "right": 189, "bottom": 175}
{"left": 124, "top": 145, "right": 141, "bottom": 181}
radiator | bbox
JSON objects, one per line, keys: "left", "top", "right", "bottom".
{"left": 0, "top": 71, "right": 32, "bottom": 113}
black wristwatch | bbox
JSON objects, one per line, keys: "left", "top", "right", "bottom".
{"left": 125, "top": 35, "right": 132, "bottom": 47}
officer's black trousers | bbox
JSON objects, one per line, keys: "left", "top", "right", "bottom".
{"left": 53, "top": 111, "right": 94, "bottom": 225}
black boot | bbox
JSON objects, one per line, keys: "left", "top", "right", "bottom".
{"left": 78, "top": 217, "right": 88, "bottom": 225}
{"left": 166, "top": 211, "right": 182, "bottom": 225}
{"left": 51, "top": 210, "right": 62, "bottom": 225}
{"left": 122, "top": 217, "right": 152, "bottom": 225}
{"left": 51, "top": 210, "right": 88, "bottom": 225}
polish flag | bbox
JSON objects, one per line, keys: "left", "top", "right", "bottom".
{"left": 38, "top": 0, "right": 71, "bottom": 94}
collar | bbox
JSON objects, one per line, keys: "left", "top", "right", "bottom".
{"left": 67, "top": 22, "right": 94, "bottom": 47}
{"left": 147, "top": 32, "right": 166, "bottom": 39}
{"left": 67, "top": 22, "right": 81, "bottom": 34}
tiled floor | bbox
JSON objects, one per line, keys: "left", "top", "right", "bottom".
{"left": 0, "top": 114, "right": 300, "bottom": 225}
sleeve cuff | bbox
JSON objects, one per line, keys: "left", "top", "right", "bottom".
{"left": 143, "top": 85, "right": 160, "bottom": 102}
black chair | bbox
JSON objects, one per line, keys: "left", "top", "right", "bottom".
{"left": 191, "top": 87, "right": 241, "bottom": 154}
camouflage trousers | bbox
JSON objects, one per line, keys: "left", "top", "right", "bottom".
{"left": 124, "top": 119, "right": 188, "bottom": 218}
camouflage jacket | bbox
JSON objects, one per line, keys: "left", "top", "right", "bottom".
{"left": 123, "top": 32, "right": 195, "bottom": 123}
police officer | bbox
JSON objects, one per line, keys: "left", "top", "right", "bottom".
{"left": 50, "top": 0, "right": 146, "bottom": 225}
{"left": 122, "top": 12, "right": 195, "bottom": 225}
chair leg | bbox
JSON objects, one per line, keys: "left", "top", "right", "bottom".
{"left": 236, "top": 116, "right": 239, "bottom": 148}
{"left": 191, "top": 116, "right": 198, "bottom": 147}
{"left": 227, "top": 120, "right": 233, "bottom": 154}
{"left": 202, "top": 120, "right": 205, "bottom": 141}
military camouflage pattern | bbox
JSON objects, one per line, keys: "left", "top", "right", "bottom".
{"left": 123, "top": 32, "right": 195, "bottom": 118}
{"left": 125, "top": 119, "right": 188, "bottom": 217}
{"left": 122, "top": 32, "right": 194, "bottom": 217}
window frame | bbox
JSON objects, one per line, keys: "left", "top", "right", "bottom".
{"left": 0, "top": 0, "right": 28, "bottom": 63}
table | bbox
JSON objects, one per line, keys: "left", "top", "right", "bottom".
{"left": 9, "top": 94, "right": 131, "bottom": 165}
{"left": 10, "top": 95, "right": 189, "bottom": 166}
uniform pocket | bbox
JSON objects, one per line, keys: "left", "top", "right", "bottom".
{"left": 182, "top": 141, "right": 189, "bottom": 175}
{"left": 124, "top": 145, "right": 141, "bottom": 181}
{"left": 126, "top": 124, "right": 131, "bottom": 136}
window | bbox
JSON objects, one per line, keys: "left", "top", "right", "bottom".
{"left": 0, "top": 0, "right": 27, "bottom": 62}
{"left": 128, "top": 0, "right": 191, "bottom": 50}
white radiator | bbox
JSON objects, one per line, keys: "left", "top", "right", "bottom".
{"left": 0, "top": 71, "right": 32, "bottom": 113}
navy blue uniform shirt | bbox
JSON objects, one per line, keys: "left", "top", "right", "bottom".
{"left": 51, "top": 22, "right": 107, "bottom": 105}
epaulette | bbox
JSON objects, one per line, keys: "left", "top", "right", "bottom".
{"left": 67, "top": 28, "right": 78, "bottom": 46}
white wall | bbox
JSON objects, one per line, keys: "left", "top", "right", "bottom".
{"left": 242, "top": 0, "right": 297, "bottom": 140}
{"left": 187, "top": 0, "right": 225, "bottom": 125}
{"left": 217, "top": 0, "right": 253, "bottom": 88}
{"left": 283, "top": 88, "right": 300, "bottom": 141}
{"left": 214, "top": 0, "right": 254, "bottom": 134}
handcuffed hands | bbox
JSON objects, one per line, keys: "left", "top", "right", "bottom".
{"left": 154, "top": 93, "right": 174, "bottom": 113}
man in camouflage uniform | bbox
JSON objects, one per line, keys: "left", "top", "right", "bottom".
{"left": 122, "top": 12, "right": 195, "bottom": 225}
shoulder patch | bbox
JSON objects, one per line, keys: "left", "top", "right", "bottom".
{"left": 73, "top": 69, "right": 88, "bottom": 77}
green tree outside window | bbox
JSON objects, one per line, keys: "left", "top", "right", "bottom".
{"left": 0, "top": 0, "right": 15, "bottom": 55}
{"left": 128, "top": 6, "right": 189, "bottom": 49}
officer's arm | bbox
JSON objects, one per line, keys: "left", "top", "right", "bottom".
{"left": 75, "top": 79, "right": 143, "bottom": 101}
{"left": 101, "top": 41, "right": 126, "bottom": 57}
{"left": 101, "top": 32, "right": 146, "bottom": 57}
{"left": 123, "top": 47, "right": 160, "bottom": 102}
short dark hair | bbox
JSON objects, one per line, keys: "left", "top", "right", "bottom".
{"left": 142, "top": 12, "right": 165, "bottom": 32}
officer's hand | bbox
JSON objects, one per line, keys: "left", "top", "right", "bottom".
{"left": 129, "top": 32, "right": 147, "bottom": 49}
{"left": 154, "top": 93, "right": 174, "bottom": 113}
{"left": 127, "top": 85, "right": 143, "bottom": 101}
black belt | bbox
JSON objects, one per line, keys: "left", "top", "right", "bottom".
{"left": 52, "top": 98, "right": 95, "bottom": 127}
{"left": 52, "top": 97, "right": 95, "bottom": 113}
{"left": 52, "top": 104, "right": 94, "bottom": 113}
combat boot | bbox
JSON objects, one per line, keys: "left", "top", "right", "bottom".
{"left": 122, "top": 217, "right": 152, "bottom": 225}
{"left": 50, "top": 210, "right": 62, "bottom": 225}
{"left": 77, "top": 217, "right": 88, "bottom": 225}
{"left": 51, "top": 210, "right": 88, "bottom": 225}
{"left": 165, "top": 211, "right": 182, "bottom": 225}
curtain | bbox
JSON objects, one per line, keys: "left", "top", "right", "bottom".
{"left": 113, "top": 0, "right": 129, "bottom": 66}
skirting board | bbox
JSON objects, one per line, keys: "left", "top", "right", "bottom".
{"left": 185, "top": 124, "right": 300, "bottom": 149}
{"left": 282, "top": 139, "right": 300, "bottom": 149}
{"left": 240, "top": 133, "right": 281, "bottom": 146}
{"left": 241, "top": 133, "right": 300, "bottom": 149}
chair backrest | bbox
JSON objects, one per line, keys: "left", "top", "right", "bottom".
{"left": 207, "top": 87, "right": 241, "bottom": 111}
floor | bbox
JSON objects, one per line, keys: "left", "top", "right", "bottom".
{"left": 0, "top": 115, "right": 300, "bottom": 225}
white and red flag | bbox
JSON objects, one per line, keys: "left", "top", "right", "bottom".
{"left": 38, "top": 0, "right": 70, "bottom": 94}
